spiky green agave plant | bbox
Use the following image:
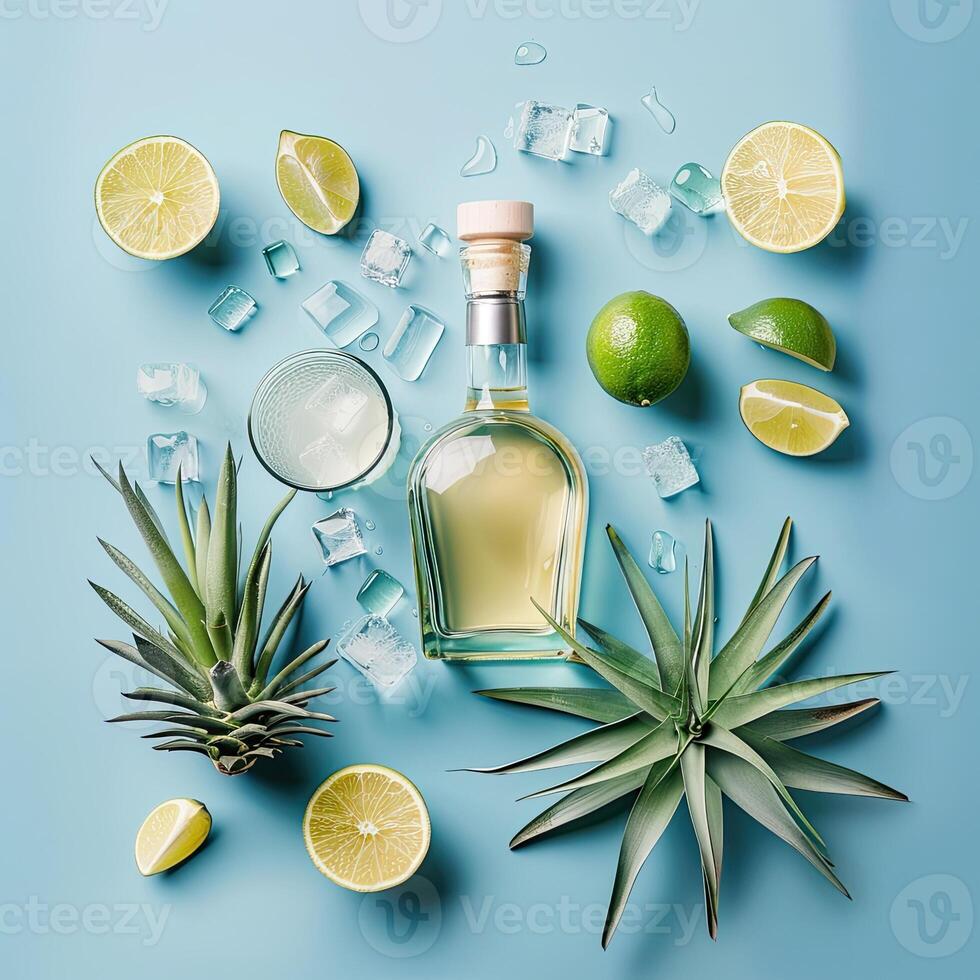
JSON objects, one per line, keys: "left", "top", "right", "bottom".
{"left": 90, "top": 445, "right": 337, "bottom": 775}
{"left": 467, "top": 519, "right": 907, "bottom": 948}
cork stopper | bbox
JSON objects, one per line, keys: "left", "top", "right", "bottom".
{"left": 457, "top": 200, "right": 533, "bottom": 242}
{"left": 457, "top": 200, "right": 533, "bottom": 296}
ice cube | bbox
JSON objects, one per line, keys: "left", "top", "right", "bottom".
{"left": 670, "top": 163, "right": 724, "bottom": 215}
{"left": 417, "top": 222, "right": 452, "bottom": 257}
{"left": 356, "top": 569, "right": 405, "bottom": 617}
{"left": 262, "top": 239, "right": 300, "bottom": 278}
{"left": 137, "top": 363, "right": 207, "bottom": 414}
{"left": 460, "top": 136, "right": 497, "bottom": 177}
{"left": 648, "top": 530, "right": 678, "bottom": 573}
{"left": 642, "top": 437, "right": 700, "bottom": 498}
{"left": 304, "top": 376, "right": 369, "bottom": 433}
{"left": 640, "top": 85, "right": 676, "bottom": 134}
{"left": 513, "top": 100, "right": 573, "bottom": 161}
{"left": 336, "top": 614, "right": 417, "bottom": 690}
{"left": 360, "top": 230, "right": 412, "bottom": 288}
{"left": 147, "top": 431, "right": 199, "bottom": 483}
{"left": 302, "top": 280, "right": 378, "bottom": 348}
{"left": 312, "top": 508, "right": 367, "bottom": 567}
{"left": 208, "top": 286, "right": 256, "bottom": 331}
{"left": 514, "top": 41, "right": 546, "bottom": 65}
{"left": 383, "top": 305, "right": 445, "bottom": 382}
{"left": 299, "top": 433, "right": 350, "bottom": 486}
{"left": 609, "top": 168, "right": 672, "bottom": 235}
{"left": 570, "top": 104, "right": 610, "bottom": 156}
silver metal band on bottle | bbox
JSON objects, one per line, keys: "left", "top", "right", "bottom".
{"left": 465, "top": 296, "right": 526, "bottom": 346}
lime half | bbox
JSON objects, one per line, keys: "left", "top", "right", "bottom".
{"left": 276, "top": 130, "right": 359, "bottom": 234}
{"left": 739, "top": 380, "right": 849, "bottom": 456}
{"left": 135, "top": 798, "right": 211, "bottom": 876}
{"left": 303, "top": 764, "right": 430, "bottom": 892}
{"left": 730, "top": 298, "right": 836, "bottom": 371}
{"left": 95, "top": 136, "right": 220, "bottom": 260}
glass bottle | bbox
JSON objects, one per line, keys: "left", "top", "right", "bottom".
{"left": 408, "top": 201, "right": 588, "bottom": 660}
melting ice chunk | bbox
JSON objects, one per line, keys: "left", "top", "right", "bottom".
{"left": 137, "top": 363, "right": 207, "bottom": 414}
{"left": 648, "top": 530, "right": 679, "bottom": 573}
{"left": 640, "top": 85, "right": 676, "bottom": 134}
{"left": 208, "top": 286, "right": 256, "bottom": 331}
{"left": 336, "top": 614, "right": 417, "bottom": 690}
{"left": 670, "top": 163, "right": 724, "bottom": 215}
{"left": 569, "top": 104, "right": 610, "bottom": 156}
{"left": 312, "top": 507, "right": 367, "bottom": 567}
{"left": 417, "top": 222, "right": 452, "bottom": 257}
{"left": 643, "top": 437, "right": 700, "bottom": 498}
{"left": 460, "top": 136, "right": 497, "bottom": 177}
{"left": 383, "top": 305, "right": 445, "bottom": 382}
{"left": 514, "top": 41, "right": 547, "bottom": 65}
{"left": 261, "top": 240, "right": 300, "bottom": 278}
{"left": 302, "top": 280, "right": 378, "bottom": 347}
{"left": 609, "top": 168, "right": 672, "bottom": 235}
{"left": 356, "top": 569, "right": 405, "bottom": 617}
{"left": 513, "top": 100, "right": 573, "bottom": 161}
{"left": 147, "top": 431, "right": 199, "bottom": 483}
{"left": 360, "top": 230, "right": 412, "bottom": 288}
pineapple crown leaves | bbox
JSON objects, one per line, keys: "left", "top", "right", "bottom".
{"left": 89, "top": 446, "right": 337, "bottom": 776}
{"left": 467, "top": 519, "right": 907, "bottom": 949}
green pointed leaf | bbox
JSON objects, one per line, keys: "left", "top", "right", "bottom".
{"left": 523, "top": 721, "right": 676, "bottom": 798}
{"left": 706, "top": 749, "right": 849, "bottom": 898}
{"left": 602, "top": 760, "right": 684, "bottom": 949}
{"left": 280, "top": 686, "right": 336, "bottom": 705}
{"left": 154, "top": 740, "right": 211, "bottom": 755}
{"left": 133, "top": 636, "right": 212, "bottom": 701}
{"left": 534, "top": 602, "right": 679, "bottom": 722}
{"left": 95, "top": 638, "right": 186, "bottom": 693}
{"left": 741, "top": 699, "right": 880, "bottom": 741}
{"left": 740, "top": 729, "right": 908, "bottom": 801}
{"left": 254, "top": 638, "right": 329, "bottom": 702}
{"left": 701, "top": 723, "right": 825, "bottom": 847}
{"left": 174, "top": 472, "right": 198, "bottom": 595}
{"left": 122, "top": 687, "right": 211, "bottom": 714}
{"left": 210, "top": 661, "right": 249, "bottom": 712}
{"left": 577, "top": 619, "right": 662, "bottom": 689}
{"left": 253, "top": 578, "right": 310, "bottom": 687}
{"left": 266, "top": 725, "right": 334, "bottom": 739}
{"left": 465, "top": 713, "right": 656, "bottom": 775}
{"left": 231, "top": 700, "right": 308, "bottom": 723}
{"left": 116, "top": 464, "right": 214, "bottom": 667}
{"left": 205, "top": 445, "right": 238, "bottom": 648}
{"left": 731, "top": 592, "right": 831, "bottom": 696}
{"left": 680, "top": 742, "right": 720, "bottom": 939}
{"left": 276, "top": 660, "right": 335, "bottom": 699}
{"left": 743, "top": 517, "right": 792, "bottom": 620}
{"left": 195, "top": 497, "right": 211, "bottom": 597}
{"left": 708, "top": 557, "right": 817, "bottom": 699}
{"left": 474, "top": 687, "right": 636, "bottom": 724}
{"left": 691, "top": 521, "right": 714, "bottom": 710}
{"left": 206, "top": 609, "right": 233, "bottom": 662}
{"left": 511, "top": 770, "right": 647, "bottom": 849}
{"left": 703, "top": 774, "right": 724, "bottom": 938}
{"left": 93, "top": 457, "right": 169, "bottom": 543}
{"left": 606, "top": 525, "right": 683, "bottom": 693}
{"left": 711, "top": 673, "right": 891, "bottom": 731}
{"left": 241, "top": 489, "right": 296, "bottom": 593}
{"left": 90, "top": 582, "right": 186, "bottom": 663}
{"left": 231, "top": 542, "right": 271, "bottom": 685}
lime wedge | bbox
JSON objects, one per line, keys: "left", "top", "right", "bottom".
{"left": 729, "top": 298, "right": 836, "bottom": 371}
{"left": 276, "top": 130, "right": 359, "bottom": 234}
{"left": 739, "top": 380, "right": 849, "bottom": 456}
{"left": 135, "top": 799, "right": 211, "bottom": 876}
{"left": 722, "top": 121, "right": 844, "bottom": 253}
{"left": 95, "top": 136, "right": 220, "bottom": 260}
{"left": 303, "top": 764, "right": 430, "bottom": 892}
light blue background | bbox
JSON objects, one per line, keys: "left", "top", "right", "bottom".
{"left": 2, "top": 0, "right": 976, "bottom": 975}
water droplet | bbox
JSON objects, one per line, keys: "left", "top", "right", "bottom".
{"left": 424, "top": 423, "right": 433, "bottom": 432}
{"left": 375, "top": 546, "right": 384, "bottom": 556}
{"left": 514, "top": 40, "right": 546, "bottom": 66}
{"left": 460, "top": 135, "right": 497, "bottom": 177}
{"left": 412, "top": 608, "right": 418, "bottom": 618}
{"left": 640, "top": 86, "right": 676, "bottom": 134}
{"left": 648, "top": 530, "right": 678, "bottom": 574}
{"left": 358, "top": 332, "right": 380, "bottom": 352}
{"left": 365, "top": 519, "right": 376, "bottom": 531}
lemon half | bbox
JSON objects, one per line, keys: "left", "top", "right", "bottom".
{"left": 722, "top": 121, "right": 844, "bottom": 253}
{"left": 95, "top": 136, "right": 219, "bottom": 260}
{"left": 303, "top": 764, "right": 430, "bottom": 892}
{"left": 739, "top": 380, "right": 849, "bottom": 456}
{"left": 135, "top": 798, "right": 211, "bottom": 876}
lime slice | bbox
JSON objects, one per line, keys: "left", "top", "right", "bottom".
{"left": 95, "top": 136, "right": 220, "bottom": 260}
{"left": 135, "top": 798, "right": 211, "bottom": 876}
{"left": 721, "top": 122, "right": 844, "bottom": 253}
{"left": 729, "top": 298, "right": 836, "bottom": 371}
{"left": 303, "top": 764, "right": 430, "bottom": 892}
{"left": 586, "top": 291, "right": 690, "bottom": 407}
{"left": 739, "top": 380, "right": 849, "bottom": 456}
{"left": 276, "top": 130, "right": 359, "bottom": 234}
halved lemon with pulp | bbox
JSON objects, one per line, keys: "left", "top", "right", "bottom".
{"left": 739, "top": 379, "right": 849, "bottom": 456}
{"left": 276, "top": 130, "right": 359, "bottom": 235}
{"left": 303, "top": 764, "right": 430, "bottom": 892}
{"left": 95, "top": 136, "right": 220, "bottom": 260}
{"left": 722, "top": 121, "right": 844, "bottom": 253}
{"left": 135, "top": 798, "right": 211, "bottom": 876}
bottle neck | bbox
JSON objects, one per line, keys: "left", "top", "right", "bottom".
{"left": 465, "top": 342, "right": 529, "bottom": 412}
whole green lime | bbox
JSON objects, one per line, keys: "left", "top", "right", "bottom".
{"left": 586, "top": 291, "right": 690, "bottom": 406}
